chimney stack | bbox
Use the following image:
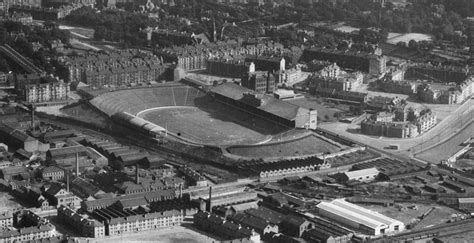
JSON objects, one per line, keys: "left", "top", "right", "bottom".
{"left": 208, "top": 186, "right": 213, "bottom": 213}
{"left": 66, "top": 172, "right": 69, "bottom": 192}
{"left": 179, "top": 184, "right": 182, "bottom": 198}
{"left": 31, "top": 105, "right": 35, "bottom": 133}
{"left": 136, "top": 163, "right": 140, "bottom": 184}
{"left": 75, "top": 153, "right": 79, "bottom": 176}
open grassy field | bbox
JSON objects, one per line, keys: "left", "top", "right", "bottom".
{"left": 139, "top": 107, "right": 274, "bottom": 146}
{"left": 227, "top": 134, "right": 341, "bottom": 158}
{"left": 387, "top": 33, "right": 433, "bottom": 44}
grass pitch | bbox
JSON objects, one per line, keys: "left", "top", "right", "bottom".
{"left": 139, "top": 106, "right": 275, "bottom": 146}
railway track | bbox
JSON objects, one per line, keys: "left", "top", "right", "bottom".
{"left": 390, "top": 218, "right": 474, "bottom": 241}
{"left": 0, "top": 45, "right": 43, "bottom": 74}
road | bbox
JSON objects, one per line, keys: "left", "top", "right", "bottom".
{"left": 319, "top": 98, "right": 474, "bottom": 162}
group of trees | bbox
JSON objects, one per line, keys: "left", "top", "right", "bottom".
{"left": 61, "top": 0, "right": 473, "bottom": 50}
{"left": 65, "top": 7, "right": 157, "bottom": 46}
{"left": 0, "top": 21, "right": 70, "bottom": 74}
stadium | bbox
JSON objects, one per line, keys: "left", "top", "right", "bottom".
{"left": 88, "top": 83, "right": 340, "bottom": 159}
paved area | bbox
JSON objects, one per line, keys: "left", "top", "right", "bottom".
{"left": 319, "top": 99, "right": 473, "bottom": 162}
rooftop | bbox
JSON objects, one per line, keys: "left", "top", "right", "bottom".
{"left": 211, "top": 83, "right": 311, "bottom": 121}
{"left": 317, "top": 199, "right": 403, "bottom": 230}
{"left": 344, "top": 168, "right": 379, "bottom": 179}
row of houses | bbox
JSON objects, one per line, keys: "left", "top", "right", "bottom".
{"left": 361, "top": 109, "right": 437, "bottom": 138}
{"left": 58, "top": 205, "right": 189, "bottom": 237}
{"left": 417, "top": 78, "right": 474, "bottom": 104}
{"left": 0, "top": 210, "right": 56, "bottom": 243}
{"left": 14, "top": 73, "right": 70, "bottom": 104}
{"left": 300, "top": 46, "right": 386, "bottom": 75}
{"left": 238, "top": 156, "right": 329, "bottom": 178}
{"left": 60, "top": 50, "right": 168, "bottom": 87}
{"left": 156, "top": 41, "right": 298, "bottom": 71}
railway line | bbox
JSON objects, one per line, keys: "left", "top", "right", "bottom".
{"left": 389, "top": 218, "right": 474, "bottom": 241}
{"left": 0, "top": 45, "right": 44, "bottom": 74}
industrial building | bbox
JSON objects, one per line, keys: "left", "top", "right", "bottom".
{"left": 0, "top": 124, "right": 39, "bottom": 152}
{"left": 194, "top": 211, "right": 261, "bottom": 243}
{"left": 342, "top": 168, "right": 379, "bottom": 183}
{"left": 317, "top": 199, "right": 404, "bottom": 236}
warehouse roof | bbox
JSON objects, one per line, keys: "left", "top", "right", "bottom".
{"left": 458, "top": 198, "right": 474, "bottom": 204}
{"left": 317, "top": 199, "right": 403, "bottom": 230}
{"left": 344, "top": 168, "right": 379, "bottom": 180}
{"left": 48, "top": 145, "right": 88, "bottom": 158}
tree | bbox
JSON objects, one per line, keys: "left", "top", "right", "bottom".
{"left": 0, "top": 57, "right": 10, "bottom": 72}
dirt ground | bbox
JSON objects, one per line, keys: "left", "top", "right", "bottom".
{"left": 357, "top": 202, "right": 463, "bottom": 230}
{"left": 78, "top": 225, "right": 219, "bottom": 243}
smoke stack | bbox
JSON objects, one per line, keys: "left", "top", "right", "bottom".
{"left": 75, "top": 153, "right": 79, "bottom": 176}
{"left": 66, "top": 172, "right": 69, "bottom": 192}
{"left": 179, "top": 184, "right": 182, "bottom": 198}
{"left": 31, "top": 106, "right": 35, "bottom": 132}
{"left": 208, "top": 186, "right": 212, "bottom": 213}
{"left": 136, "top": 163, "right": 140, "bottom": 184}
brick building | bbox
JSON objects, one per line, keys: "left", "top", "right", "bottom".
{"left": 241, "top": 70, "right": 276, "bottom": 93}
{"left": 417, "top": 78, "right": 473, "bottom": 104}
{"left": 194, "top": 211, "right": 261, "bottom": 243}
{"left": 361, "top": 109, "right": 436, "bottom": 138}
{"left": 60, "top": 50, "right": 168, "bottom": 87}
{"left": 57, "top": 206, "right": 105, "bottom": 238}
{"left": 301, "top": 47, "right": 386, "bottom": 74}
{"left": 15, "top": 74, "right": 69, "bottom": 104}
{"left": 93, "top": 208, "right": 184, "bottom": 236}
{"left": 206, "top": 57, "right": 249, "bottom": 78}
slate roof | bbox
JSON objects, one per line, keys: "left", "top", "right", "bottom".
{"left": 211, "top": 83, "right": 310, "bottom": 121}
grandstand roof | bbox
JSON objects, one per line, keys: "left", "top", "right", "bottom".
{"left": 211, "top": 83, "right": 311, "bottom": 121}
{"left": 113, "top": 112, "right": 166, "bottom": 133}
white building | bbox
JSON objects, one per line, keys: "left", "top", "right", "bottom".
{"left": 342, "top": 168, "right": 379, "bottom": 182}
{"left": 317, "top": 199, "right": 405, "bottom": 236}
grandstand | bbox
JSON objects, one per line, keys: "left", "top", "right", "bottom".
{"left": 90, "top": 85, "right": 282, "bottom": 146}
{"left": 90, "top": 85, "right": 204, "bottom": 116}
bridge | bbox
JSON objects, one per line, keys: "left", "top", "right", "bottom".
{"left": 0, "top": 44, "right": 44, "bottom": 74}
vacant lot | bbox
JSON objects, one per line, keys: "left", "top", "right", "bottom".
{"left": 358, "top": 202, "right": 462, "bottom": 230}
{"left": 81, "top": 225, "right": 219, "bottom": 243}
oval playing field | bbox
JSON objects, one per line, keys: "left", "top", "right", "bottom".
{"left": 90, "top": 84, "right": 287, "bottom": 146}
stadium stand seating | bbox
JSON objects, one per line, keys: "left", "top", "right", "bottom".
{"left": 90, "top": 86, "right": 205, "bottom": 116}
